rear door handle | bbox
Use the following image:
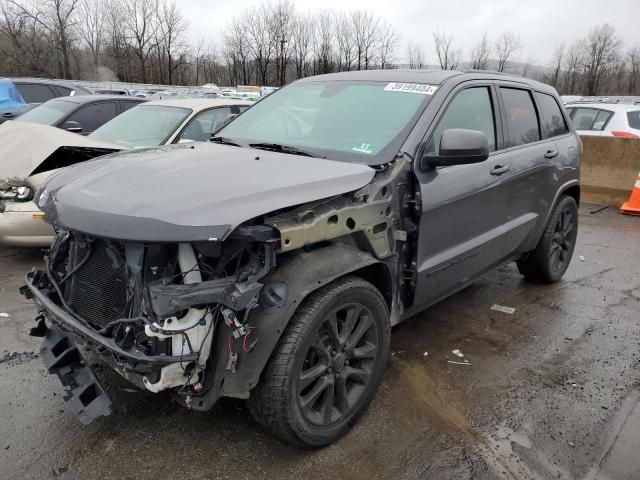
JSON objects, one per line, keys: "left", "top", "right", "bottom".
{"left": 544, "top": 149, "right": 559, "bottom": 159}
{"left": 490, "top": 164, "right": 510, "bottom": 175}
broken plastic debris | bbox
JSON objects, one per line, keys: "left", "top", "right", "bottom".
{"left": 491, "top": 304, "right": 516, "bottom": 314}
{"left": 447, "top": 360, "right": 472, "bottom": 366}
{"left": 452, "top": 349, "right": 464, "bottom": 358}
{"left": 579, "top": 255, "right": 585, "bottom": 262}
{"left": 0, "top": 313, "right": 9, "bottom": 317}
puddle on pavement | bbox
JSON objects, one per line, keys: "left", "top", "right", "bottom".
{"left": 388, "top": 357, "right": 564, "bottom": 480}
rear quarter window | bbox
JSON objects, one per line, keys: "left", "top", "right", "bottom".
{"left": 535, "top": 93, "right": 569, "bottom": 138}
{"left": 572, "top": 108, "right": 613, "bottom": 131}
{"left": 500, "top": 87, "right": 541, "bottom": 147}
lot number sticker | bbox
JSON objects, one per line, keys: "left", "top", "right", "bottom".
{"left": 384, "top": 83, "right": 438, "bottom": 95}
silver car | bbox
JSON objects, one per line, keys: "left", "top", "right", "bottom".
{"left": 0, "top": 98, "right": 251, "bottom": 246}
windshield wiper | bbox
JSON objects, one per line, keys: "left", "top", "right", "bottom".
{"left": 210, "top": 136, "right": 242, "bottom": 147}
{"left": 248, "top": 142, "right": 323, "bottom": 158}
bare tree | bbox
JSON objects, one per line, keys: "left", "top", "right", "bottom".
{"left": 562, "top": 42, "right": 583, "bottom": 94}
{"left": 407, "top": 41, "right": 425, "bottom": 69}
{"left": 351, "top": 10, "right": 379, "bottom": 70}
{"left": 193, "top": 36, "right": 206, "bottom": 85}
{"left": 0, "top": 1, "right": 57, "bottom": 76}
{"left": 103, "top": 0, "right": 130, "bottom": 81}
{"left": 547, "top": 44, "right": 564, "bottom": 88}
{"left": 244, "top": 4, "right": 274, "bottom": 85}
{"left": 270, "top": 0, "right": 295, "bottom": 85}
{"left": 154, "top": 0, "right": 187, "bottom": 84}
{"left": 627, "top": 46, "right": 640, "bottom": 95}
{"left": 377, "top": 20, "right": 397, "bottom": 69}
{"left": 582, "top": 23, "right": 621, "bottom": 96}
{"left": 122, "top": 0, "right": 158, "bottom": 83}
{"left": 494, "top": 31, "right": 522, "bottom": 72}
{"left": 5, "top": 0, "right": 80, "bottom": 78}
{"left": 433, "top": 30, "right": 460, "bottom": 70}
{"left": 470, "top": 34, "right": 490, "bottom": 70}
{"left": 335, "top": 12, "right": 355, "bottom": 71}
{"left": 223, "top": 16, "right": 252, "bottom": 85}
{"left": 311, "top": 11, "right": 333, "bottom": 75}
{"left": 76, "top": 0, "right": 105, "bottom": 71}
{"left": 291, "top": 13, "right": 313, "bottom": 79}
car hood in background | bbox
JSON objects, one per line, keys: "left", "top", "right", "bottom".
{"left": 0, "top": 121, "right": 122, "bottom": 179}
{"left": 37, "top": 142, "right": 375, "bottom": 242}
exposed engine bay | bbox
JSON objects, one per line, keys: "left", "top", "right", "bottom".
{"left": 22, "top": 156, "right": 418, "bottom": 423}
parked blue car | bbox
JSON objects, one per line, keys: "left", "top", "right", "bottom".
{"left": 0, "top": 78, "right": 35, "bottom": 124}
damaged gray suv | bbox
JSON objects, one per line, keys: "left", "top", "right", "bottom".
{"left": 22, "top": 70, "right": 580, "bottom": 447}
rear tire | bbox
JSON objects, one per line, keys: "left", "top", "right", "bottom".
{"left": 517, "top": 195, "right": 578, "bottom": 283}
{"left": 247, "top": 276, "right": 390, "bottom": 448}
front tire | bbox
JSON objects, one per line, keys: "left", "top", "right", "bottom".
{"left": 517, "top": 195, "right": 578, "bottom": 283}
{"left": 247, "top": 276, "right": 390, "bottom": 448}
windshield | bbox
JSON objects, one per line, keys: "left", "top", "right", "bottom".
{"left": 16, "top": 99, "right": 76, "bottom": 125}
{"left": 217, "top": 81, "right": 433, "bottom": 163}
{"left": 89, "top": 105, "right": 191, "bottom": 148}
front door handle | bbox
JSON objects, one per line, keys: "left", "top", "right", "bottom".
{"left": 544, "top": 149, "right": 559, "bottom": 159}
{"left": 490, "top": 164, "right": 510, "bottom": 176}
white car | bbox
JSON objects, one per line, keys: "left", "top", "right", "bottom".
{"left": 0, "top": 98, "right": 252, "bottom": 246}
{"left": 565, "top": 102, "right": 640, "bottom": 138}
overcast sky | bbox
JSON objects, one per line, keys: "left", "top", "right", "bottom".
{"left": 181, "top": 0, "right": 639, "bottom": 65}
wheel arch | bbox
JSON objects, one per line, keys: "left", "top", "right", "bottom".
{"left": 204, "top": 242, "right": 394, "bottom": 404}
{"left": 526, "top": 180, "right": 580, "bottom": 251}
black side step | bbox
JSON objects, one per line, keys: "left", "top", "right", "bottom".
{"left": 40, "top": 325, "right": 112, "bottom": 425}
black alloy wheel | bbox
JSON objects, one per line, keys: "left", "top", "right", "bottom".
{"left": 549, "top": 206, "right": 576, "bottom": 275}
{"left": 247, "top": 276, "right": 390, "bottom": 448}
{"left": 517, "top": 195, "right": 578, "bottom": 283}
{"left": 296, "top": 303, "right": 379, "bottom": 426}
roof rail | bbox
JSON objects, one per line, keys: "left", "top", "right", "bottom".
{"left": 463, "top": 69, "right": 513, "bottom": 76}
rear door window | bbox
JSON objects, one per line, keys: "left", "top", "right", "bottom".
{"left": 430, "top": 86, "right": 497, "bottom": 153}
{"left": 66, "top": 102, "right": 118, "bottom": 133}
{"left": 535, "top": 93, "right": 569, "bottom": 138}
{"left": 500, "top": 87, "right": 541, "bottom": 147}
{"left": 15, "top": 83, "right": 57, "bottom": 103}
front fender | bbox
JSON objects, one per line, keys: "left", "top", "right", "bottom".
{"left": 198, "top": 242, "right": 388, "bottom": 407}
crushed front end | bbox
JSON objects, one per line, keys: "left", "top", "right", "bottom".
{"left": 22, "top": 227, "right": 277, "bottom": 423}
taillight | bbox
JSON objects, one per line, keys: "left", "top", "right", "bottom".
{"left": 611, "top": 131, "right": 639, "bottom": 138}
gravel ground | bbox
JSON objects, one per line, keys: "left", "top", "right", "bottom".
{"left": 0, "top": 204, "right": 639, "bottom": 480}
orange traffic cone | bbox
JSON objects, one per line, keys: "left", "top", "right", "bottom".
{"left": 620, "top": 171, "right": 640, "bottom": 216}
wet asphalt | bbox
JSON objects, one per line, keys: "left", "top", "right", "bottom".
{"left": 0, "top": 204, "right": 639, "bottom": 480}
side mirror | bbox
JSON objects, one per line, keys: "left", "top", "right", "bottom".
{"left": 420, "top": 128, "right": 489, "bottom": 170}
{"left": 62, "top": 120, "right": 83, "bottom": 133}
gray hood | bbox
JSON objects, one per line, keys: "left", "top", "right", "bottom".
{"left": 37, "top": 142, "right": 375, "bottom": 242}
{"left": 0, "top": 120, "right": 121, "bottom": 179}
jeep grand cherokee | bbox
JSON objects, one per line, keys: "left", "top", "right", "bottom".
{"left": 22, "top": 70, "right": 580, "bottom": 447}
